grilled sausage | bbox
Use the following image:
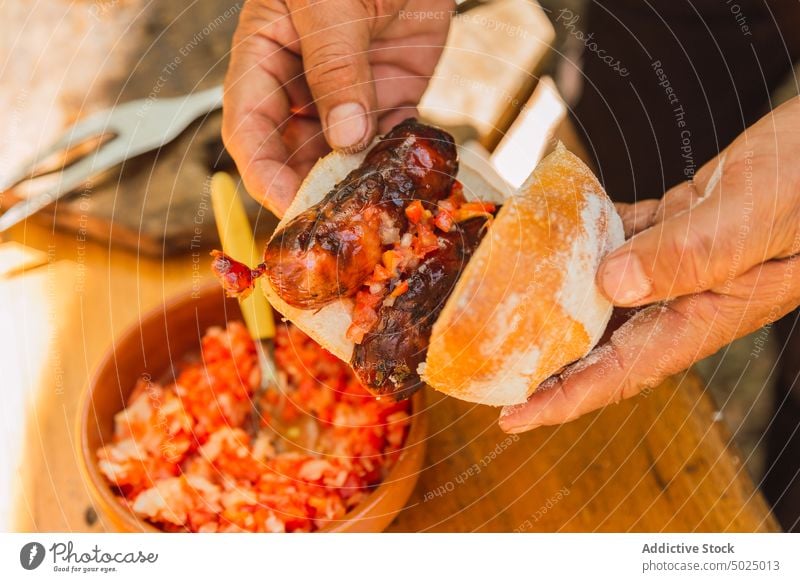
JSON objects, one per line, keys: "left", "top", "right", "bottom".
{"left": 351, "top": 217, "right": 490, "bottom": 400}
{"left": 263, "top": 119, "right": 458, "bottom": 308}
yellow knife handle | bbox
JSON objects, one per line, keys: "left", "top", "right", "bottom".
{"left": 210, "top": 172, "right": 276, "bottom": 340}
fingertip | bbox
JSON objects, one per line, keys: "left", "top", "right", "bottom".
{"left": 324, "top": 102, "right": 373, "bottom": 151}
{"left": 498, "top": 410, "right": 537, "bottom": 434}
{"left": 498, "top": 422, "right": 531, "bottom": 435}
{"left": 598, "top": 249, "right": 653, "bottom": 306}
{"left": 497, "top": 413, "right": 520, "bottom": 434}
{"left": 497, "top": 388, "right": 549, "bottom": 434}
{"left": 242, "top": 163, "right": 300, "bottom": 218}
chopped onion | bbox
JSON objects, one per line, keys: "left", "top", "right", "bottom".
{"left": 379, "top": 213, "right": 400, "bottom": 245}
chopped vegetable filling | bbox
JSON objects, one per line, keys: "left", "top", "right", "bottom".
{"left": 97, "top": 321, "right": 411, "bottom": 532}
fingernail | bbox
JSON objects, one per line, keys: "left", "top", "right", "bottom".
{"left": 601, "top": 251, "right": 652, "bottom": 305}
{"left": 498, "top": 403, "right": 538, "bottom": 433}
{"left": 326, "top": 102, "right": 368, "bottom": 149}
{"left": 499, "top": 417, "right": 537, "bottom": 434}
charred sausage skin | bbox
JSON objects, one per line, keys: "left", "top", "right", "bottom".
{"left": 351, "top": 217, "right": 489, "bottom": 400}
{"left": 263, "top": 119, "right": 458, "bottom": 308}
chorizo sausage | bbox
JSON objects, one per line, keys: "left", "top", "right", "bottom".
{"left": 213, "top": 119, "right": 459, "bottom": 307}
{"left": 263, "top": 119, "right": 458, "bottom": 308}
{"left": 350, "top": 216, "right": 490, "bottom": 400}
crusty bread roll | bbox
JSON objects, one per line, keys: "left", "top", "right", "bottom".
{"left": 422, "top": 144, "right": 624, "bottom": 405}
{"left": 262, "top": 142, "right": 623, "bottom": 406}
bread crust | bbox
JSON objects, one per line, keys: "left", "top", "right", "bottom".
{"left": 422, "top": 144, "right": 624, "bottom": 405}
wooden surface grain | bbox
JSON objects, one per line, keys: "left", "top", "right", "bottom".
{"left": 2, "top": 223, "right": 779, "bottom": 533}
{"left": 390, "top": 378, "right": 775, "bottom": 532}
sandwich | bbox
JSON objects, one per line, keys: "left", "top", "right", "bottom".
{"left": 212, "top": 119, "right": 623, "bottom": 406}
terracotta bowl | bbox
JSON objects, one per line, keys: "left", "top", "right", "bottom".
{"left": 78, "top": 284, "right": 427, "bottom": 532}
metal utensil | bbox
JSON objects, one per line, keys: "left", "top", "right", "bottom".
{"left": 209, "top": 171, "right": 280, "bottom": 437}
{"left": 0, "top": 85, "right": 223, "bottom": 233}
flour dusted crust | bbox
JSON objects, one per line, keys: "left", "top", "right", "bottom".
{"left": 261, "top": 141, "right": 510, "bottom": 363}
{"left": 422, "top": 144, "right": 624, "bottom": 406}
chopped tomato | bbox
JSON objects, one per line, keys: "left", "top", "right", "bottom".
{"left": 339, "top": 183, "right": 497, "bottom": 348}
{"left": 449, "top": 180, "right": 465, "bottom": 201}
{"left": 381, "top": 249, "right": 402, "bottom": 276}
{"left": 346, "top": 290, "right": 384, "bottom": 343}
{"left": 437, "top": 198, "right": 457, "bottom": 214}
{"left": 98, "top": 321, "right": 411, "bottom": 533}
{"left": 389, "top": 280, "right": 409, "bottom": 298}
{"left": 413, "top": 222, "right": 440, "bottom": 257}
{"left": 434, "top": 210, "right": 454, "bottom": 232}
{"left": 404, "top": 200, "right": 425, "bottom": 224}
{"left": 369, "top": 263, "right": 393, "bottom": 283}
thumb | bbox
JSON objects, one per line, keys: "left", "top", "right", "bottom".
{"left": 598, "top": 153, "right": 763, "bottom": 306}
{"left": 289, "top": 0, "right": 385, "bottom": 151}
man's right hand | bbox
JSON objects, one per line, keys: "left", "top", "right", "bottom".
{"left": 222, "top": 0, "right": 454, "bottom": 217}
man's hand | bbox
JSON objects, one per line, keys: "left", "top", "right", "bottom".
{"left": 500, "top": 97, "right": 800, "bottom": 433}
{"left": 223, "top": 0, "right": 453, "bottom": 217}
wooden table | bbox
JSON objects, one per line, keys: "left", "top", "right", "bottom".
{"left": 2, "top": 221, "right": 778, "bottom": 532}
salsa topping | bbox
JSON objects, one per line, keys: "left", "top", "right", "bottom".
{"left": 345, "top": 181, "right": 496, "bottom": 344}
{"left": 97, "top": 321, "right": 411, "bottom": 532}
